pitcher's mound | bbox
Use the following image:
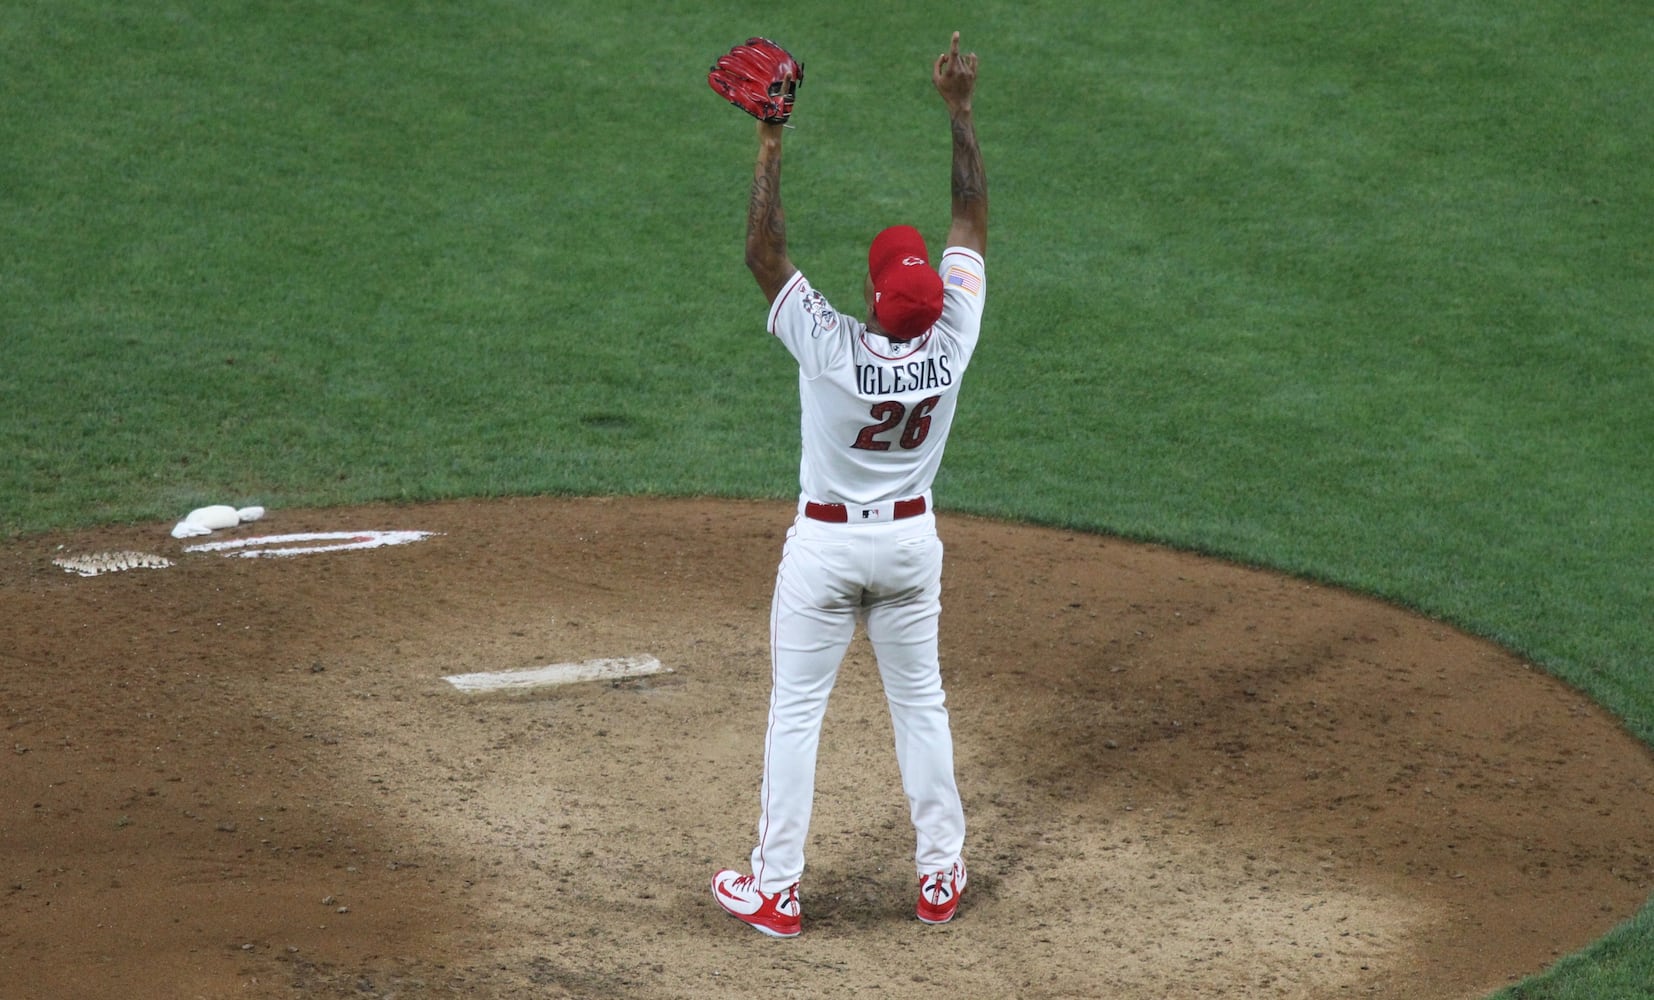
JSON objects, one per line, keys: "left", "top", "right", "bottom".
{"left": 4, "top": 496, "right": 1651, "bottom": 999}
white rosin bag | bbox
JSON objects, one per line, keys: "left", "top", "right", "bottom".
{"left": 171, "top": 504, "right": 266, "bottom": 539}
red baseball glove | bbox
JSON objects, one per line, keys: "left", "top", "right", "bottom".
{"left": 708, "top": 37, "right": 804, "bottom": 125}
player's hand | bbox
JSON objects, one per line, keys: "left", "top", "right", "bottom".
{"left": 932, "top": 31, "right": 977, "bottom": 112}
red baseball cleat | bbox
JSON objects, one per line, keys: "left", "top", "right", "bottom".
{"left": 916, "top": 858, "right": 967, "bottom": 924}
{"left": 712, "top": 869, "right": 802, "bottom": 938}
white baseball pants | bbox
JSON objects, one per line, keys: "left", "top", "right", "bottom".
{"left": 750, "top": 506, "right": 966, "bottom": 893}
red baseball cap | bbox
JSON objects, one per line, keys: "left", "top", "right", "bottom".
{"left": 868, "top": 225, "right": 944, "bottom": 341}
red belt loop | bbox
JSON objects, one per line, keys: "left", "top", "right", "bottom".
{"left": 804, "top": 497, "right": 928, "bottom": 523}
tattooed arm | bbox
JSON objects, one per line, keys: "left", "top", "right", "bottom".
{"left": 746, "top": 121, "right": 798, "bottom": 304}
{"left": 933, "top": 31, "right": 987, "bottom": 255}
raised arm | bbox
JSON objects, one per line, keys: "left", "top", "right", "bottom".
{"left": 745, "top": 120, "right": 798, "bottom": 304}
{"left": 933, "top": 31, "right": 986, "bottom": 255}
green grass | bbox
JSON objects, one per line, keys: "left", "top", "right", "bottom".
{"left": 3, "top": 2, "right": 1651, "bottom": 995}
{"left": 1495, "top": 904, "right": 1654, "bottom": 999}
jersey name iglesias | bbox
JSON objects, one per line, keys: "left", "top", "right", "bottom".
{"left": 766, "top": 247, "right": 986, "bottom": 506}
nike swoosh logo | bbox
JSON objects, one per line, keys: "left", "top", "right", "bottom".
{"left": 716, "top": 883, "right": 762, "bottom": 914}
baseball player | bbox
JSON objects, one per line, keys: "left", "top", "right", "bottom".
{"left": 710, "top": 31, "right": 988, "bottom": 937}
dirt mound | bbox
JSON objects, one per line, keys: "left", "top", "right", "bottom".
{"left": 4, "top": 497, "right": 1651, "bottom": 999}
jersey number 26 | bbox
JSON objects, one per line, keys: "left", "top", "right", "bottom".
{"left": 851, "top": 395, "right": 941, "bottom": 451}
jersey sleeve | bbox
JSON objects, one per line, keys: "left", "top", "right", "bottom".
{"left": 935, "top": 247, "right": 986, "bottom": 360}
{"left": 765, "top": 270, "right": 845, "bottom": 380}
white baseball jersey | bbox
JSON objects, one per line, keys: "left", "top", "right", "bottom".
{"left": 766, "top": 247, "right": 987, "bottom": 506}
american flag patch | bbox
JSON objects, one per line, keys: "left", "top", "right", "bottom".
{"left": 945, "top": 267, "right": 982, "bottom": 295}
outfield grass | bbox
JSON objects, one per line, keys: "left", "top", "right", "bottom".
{"left": 2, "top": 2, "right": 1650, "bottom": 996}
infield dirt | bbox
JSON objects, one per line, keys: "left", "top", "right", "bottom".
{"left": 4, "top": 497, "right": 1652, "bottom": 999}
